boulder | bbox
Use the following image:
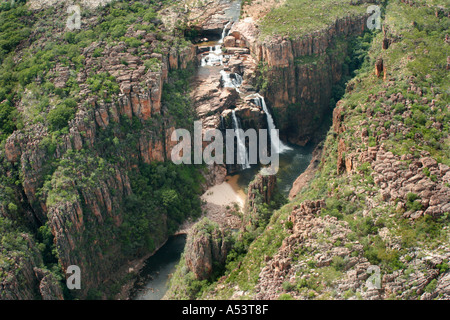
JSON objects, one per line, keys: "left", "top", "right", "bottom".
{"left": 223, "top": 35, "right": 236, "bottom": 47}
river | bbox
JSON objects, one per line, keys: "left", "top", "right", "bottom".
{"left": 131, "top": 234, "right": 187, "bottom": 300}
{"left": 131, "top": 0, "right": 314, "bottom": 300}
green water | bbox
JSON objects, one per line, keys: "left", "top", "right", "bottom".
{"left": 130, "top": 0, "right": 315, "bottom": 300}
{"left": 233, "top": 143, "right": 315, "bottom": 196}
{"left": 131, "top": 235, "right": 187, "bottom": 300}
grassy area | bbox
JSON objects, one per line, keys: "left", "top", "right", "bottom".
{"left": 259, "top": 0, "right": 368, "bottom": 39}
{"left": 197, "top": 0, "right": 450, "bottom": 300}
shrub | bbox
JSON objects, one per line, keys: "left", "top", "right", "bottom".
{"left": 144, "top": 57, "right": 161, "bottom": 72}
{"left": 394, "top": 103, "right": 405, "bottom": 114}
{"left": 278, "top": 293, "right": 294, "bottom": 300}
{"left": 0, "top": 101, "right": 20, "bottom": 142}
{"left": 331, "top": 256, "right": 347, "bottom": 271}
{"left": 47, "top": 102, "right": 76, "bottom": 131}
{"left": 424, "top": 279, "right": 437, "bottom": 293}
{"left": 437, "top": 263, "right": 449, "bottom": 274}
{"left": 285, "top": 220, "right": 294, "bottom": 229}
{"left": 406, "top": 193, "right": 418, "bottom": 202}
{"left": 282, "top": 281, "right": 295, "bottom": 291}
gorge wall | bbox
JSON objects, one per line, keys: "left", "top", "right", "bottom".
{"left": 0, "top": 1, "right": 199, "bottom": 299}
{"left": 231, "top": 6, "right": 370, "bottom": 145}
{"left": 191, "top": 0, "right": 450, "bottom": 301}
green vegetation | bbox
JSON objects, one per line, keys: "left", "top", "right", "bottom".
{"left": 162, "top": 65, "right": 197, "bottom": 128}
{"left": 0, "top": 0, "right": 31, "bottom": 63}
{"left": 86, "top": 72, "right": 120, "bottom": 96}
{"left": 196, "top": 0, "right": 449, "bottom": 300}
{"left": 0, "top": 101, "right": 21, "bottom": 142}
{"left": 259, "top": 0, "right": 368, "bottom": 39}
{"left": 47, "top": 99, "right": 77, "bottom": 131}
{"left": 121, "top": 162, "right": 203, "bottom": 255}
{"left": 144, "top": 57, "right": 162, "bottom": 72}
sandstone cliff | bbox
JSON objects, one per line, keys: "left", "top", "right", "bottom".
{"left": 0, "top": 1, "right": 199, "bottom": 299}
{"left": 246, "top": 173, "right": 278, "bottom": 227}
{"left": 230, "top": 5, "right": 370, "bottom": 145}
{"left": 184, "top": 218, "right": 232, "bottom": 280}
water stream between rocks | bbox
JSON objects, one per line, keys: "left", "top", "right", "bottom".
{"left": 131, "top": 0, "right": 314, "bottom": 300}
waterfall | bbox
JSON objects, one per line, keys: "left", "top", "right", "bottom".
{"left": 219, "top": 21, "right": 232, "bottom": 44}
{"left": 232, "top": 73, "right": 243, "bottom": 87}
{"left": 201, "top": 46, "right": 223, "bottom": 66}
{"left": 220, "top": 70, "right": 242, "bottom": 92}
{"left": 231, "top": 110, "right": 250, "bottom": 170}
{"left": 201, "top": 21, "right": 233, "bottom": 66}
{"left": 219, "top": 115, "right": 226, "bottom": 130}
{"left": 253, "top": 93, "right": 292, "bottom": 154}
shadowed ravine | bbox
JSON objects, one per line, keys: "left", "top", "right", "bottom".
{"left": 131, "top": 0, "right": 314, "bottom": 300}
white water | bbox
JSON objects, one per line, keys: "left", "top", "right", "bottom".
{"left": 220, "top": 70, "right": 242, "bottom": 92}
{"left": 201, "top": 45, "right": 224, "bottom": 66}
{"left": 232, "top": 110, "right": 250, "bottom": 170}
{"left": 200, "top": 19, "right": 249, "bottom": 170}
{"left": 218, "top": 21, "right": 232, "bottom": 44}
{"left": 201, "top": 21, "right": 232, "bottom": 66}
{"left": 252, "top": 93, "right": 292, "bottom": 154}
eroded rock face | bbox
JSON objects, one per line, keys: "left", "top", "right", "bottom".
{"left": 230, "top": 13, "right": 369, "bottom": 146}
{"left": 33, "top": 268, "right": 64, "bottom": 300}
{"left": 0, "top": 233, "right": 64, "bottom": 300}
{"left": 184, "top": 219, "right": 231, "bottom": 280}
{"left": 248, "top": 174, "right": 277, "bottom": 209}
{"left": 246, "top": 174, "right": 278, "bottom": 227}
{"left": 254, "top": 198, "right": 450, "bottom": 300}
{"left": 289, "top": 144, "right": 323, "bottom": 200}
{"left": 0, "top": 3, "right": 198, "bottom": 299}
{"left": 202, "top": 164, "right": 227, "bottom": 190}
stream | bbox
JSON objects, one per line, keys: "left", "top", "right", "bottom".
{"left": 131, "top": 0, "right": 314, "bottom": 300}
{"left": 131, "top": 235, "right": 187, "bottom": 300}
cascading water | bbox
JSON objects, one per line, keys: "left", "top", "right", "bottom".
{"left": 219, "top": 115, "right": 226, "bottom": 130}
{"left": 232, "top": 110, "right": 250, "bottom": 170}
{"left": 201, "top": 46, "right": 223, "bottom": 66}
{"left": 219, "top": 21, "right": 232, "bottom": 44}
{"left": 231, "top": 73, "right": 243, "bottom": 88}
{"left": 253, "top": 93, "right": 292, "bottom": 154}
{"left": 220, "top": 70, "right": 242, "bottom": 92}
{"left": 201, "top": 21, "right": 232, "bottom": 67}
{"left": 199, "top": 16, "right": 250, "bottom": 170}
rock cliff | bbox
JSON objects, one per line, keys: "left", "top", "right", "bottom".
{"left": 246, "top": 173, "right": 278, "bottom": 227}
{"left": 184, "top": 218, "right": 232, "bottom": 280}
{"left": 0, "top": 0, "right": 199, "bottom": 299}
{"left": 230, "top": 5, "right": 370, "bottom": 145}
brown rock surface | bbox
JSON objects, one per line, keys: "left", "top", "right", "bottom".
{"left": 184, "top": 219, "right": 231, "bottom": 280}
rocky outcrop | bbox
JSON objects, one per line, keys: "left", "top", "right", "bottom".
{"left": 248, "top": 174, "right": 277, "bottom": 209}
{"left": 246, "top": 174, "right": 277, "bottom": 227}
{"left": 33, "top": 268, "right": 64, "bottom": 300}
{"left": 231, "top": 13, "right": 370, "bottom": 145}
{"left": 255, "top": 199, "right": 450, "bottom": 300}
{"left": 289, "top": 143, "right": 323, "bottom": 200}
{"left": 0, "top": 230, "right": 64, "bottom": 300}
{"left": 184, "top": 219, "right": 231, "bottom": 280}
{"left": 364, "top": 147, "right": 450, "bottom": 220}
{"left": 0, "top": 3, "right": 199, "bottom": 299}
{"left": 0, "top": 234, "right": 42, "bottom": 300}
